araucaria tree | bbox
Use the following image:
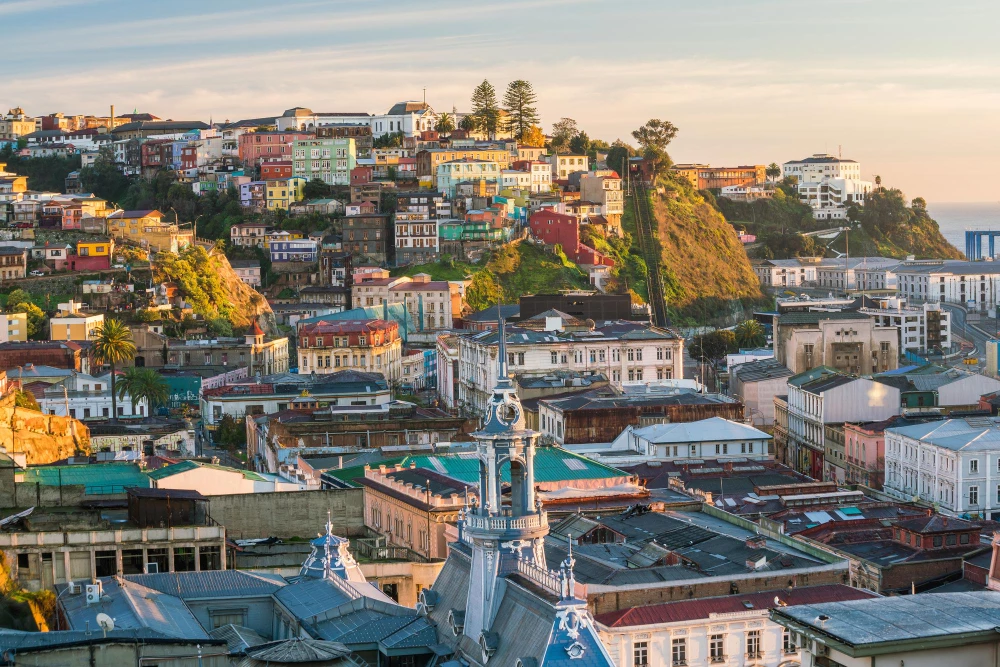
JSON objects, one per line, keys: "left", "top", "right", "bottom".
{"left": 631, "top": 119, "right": 679, "bottom": 177}
{"left": 93, "top": 319, "right": 137, "bottom": 422}
{"left": 502, "top": 80, "right": 539, "bottom": 142}
{"left": 471, "top": 79, "right": 500, "bottom": 138}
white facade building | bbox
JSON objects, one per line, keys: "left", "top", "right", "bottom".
{"left": 884, "top": 417, "right": 1000, "bottom": 520}
{"left": 39, "top": 372, "right": 147, "bottom": 420}
{"left": 608, "top": 417, "right": 772, "bottom": 460}
{"left": 782, "top": 154, "right": 873, "bottom": 221}
{"left": 896, "top": 260, "right": 1000, "bottom": 312}
{"left": 859, "top": 297, "right": 952, "bottom": 354}
{"left": 549, "top": 154, "right": 589, "bottom": 179}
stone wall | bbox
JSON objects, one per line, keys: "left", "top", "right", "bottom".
{"left": 207, "top": 488, "right": 365, "bottom": 540}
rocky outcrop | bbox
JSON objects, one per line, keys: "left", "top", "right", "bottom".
{"left": 0, "top": 406, "right": 89, "bottom": 465}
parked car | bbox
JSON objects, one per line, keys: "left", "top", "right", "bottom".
{"left": 29, "top": 270, "right": 45, "bottom": 277}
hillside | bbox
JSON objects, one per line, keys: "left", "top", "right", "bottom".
{"left": 634, "top": 176, "right": 765, "bottom": 325}
{"left": 716, "top": 185, "right": 962, "bottom": 260}
{"left": 153, "top": 245, "right": 276, "bottom": 332}
{"left": 395, "top": 240, "right": 592, "bottom": 312}
{"left": 0, "top": 405, "right": 89, "bottom": 465}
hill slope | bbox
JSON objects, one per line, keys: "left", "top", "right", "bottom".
{"left": 632, "top": 177, "right": 764, "bottom": 325}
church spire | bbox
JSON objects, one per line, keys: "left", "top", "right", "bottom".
{"left": 497, "top": 303, "right": 508, "bottom": 382}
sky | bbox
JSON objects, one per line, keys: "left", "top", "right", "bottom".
{"left": 3, "top": 0, "right": 1000, "bottom": 202}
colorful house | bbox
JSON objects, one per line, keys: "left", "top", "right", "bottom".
{"left": 528, "top": 209, "right": 614, "bottom": 267}
{"left": 107, "top": 209, "right": 193, "bottom": 253}
{"left": 265, "top": 176, "right": 306, "bottom": 210}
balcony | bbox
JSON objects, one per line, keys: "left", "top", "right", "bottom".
{"left": 464, "top": 511, "right": 547, "bottom": 534}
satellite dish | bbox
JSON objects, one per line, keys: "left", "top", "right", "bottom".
{"left": 96, "top": 613, "right": 115, "bottom": 636}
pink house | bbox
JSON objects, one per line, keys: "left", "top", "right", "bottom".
{"left": 528, "top": 208, "right": 614, "bottom": 267}
{"left": 845, "top": 417, "right": 906, "bottom": 490}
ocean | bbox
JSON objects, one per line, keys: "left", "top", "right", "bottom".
{"left": 927, "top": 202, "right": 1000, "bottom": 256}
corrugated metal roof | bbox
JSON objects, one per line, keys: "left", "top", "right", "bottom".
{"left": 125, "top": 570, "right": 286, "bottom": 599}
{"left": 596, "top": 585, "right": 877, "bottom": 627}
{"left": 147, "top": 460, "right": 268, "bottom": 482}
{"left": 20, "top": 462, "right": 150, "bottom": 492}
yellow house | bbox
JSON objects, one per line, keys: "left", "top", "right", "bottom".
{"left": 77, "top": 238, "right": 115, "bottom": 258}
{"left": 107, "top": 209, "right": 192, "bottom": 253}
{"left": 1, "top": 313, "right": 27, "bottom": 342}
{"left": 265, "top": 176, "right": 306, "bottom": 210}
{"left": 49, "top": 301, "right": 103, "bottom": 342}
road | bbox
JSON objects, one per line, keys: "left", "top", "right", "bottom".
{"left": 941, "top": 303, "right": 992, "bottom": 365}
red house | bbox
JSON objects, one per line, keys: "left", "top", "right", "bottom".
{"left": 528, "top": 209, "right": 614, "bottom": 267}
{"left": 351, "top": 166, "right": 374, "bottom": 185}
{"left": 260, "top": 160, "right": 292, "bottom": 180}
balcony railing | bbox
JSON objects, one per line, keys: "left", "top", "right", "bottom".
{"left": 464, "top": 511, "right": 547, "bottom": 533}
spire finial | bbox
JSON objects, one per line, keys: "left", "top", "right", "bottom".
{"left": 497, "top": 301, "right": 508, "bottom": 380}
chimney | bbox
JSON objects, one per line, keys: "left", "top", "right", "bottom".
{"left": 110, "top": 104, "right": 115, "bottom": 130}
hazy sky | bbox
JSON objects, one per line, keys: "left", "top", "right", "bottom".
{"left": 4, "top": 0, "right": 999, "bottom": 202}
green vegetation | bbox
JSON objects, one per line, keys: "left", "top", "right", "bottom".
{"left": 0, "top": 144, "right": 80, "bottom": 192}
{"left": 471, "top": 79, "right": 501, "bottom": 138}
{"left": 688, "top": 329, "right": 737, "bottom": 362}
{"left": 580, "top": 225, "right": 648, "bottom": 305}
{"left": 502, "top": 80, "right": 539, "bottom": 142}
{"left": 117, "top": 366, "right": 169, "bottom": 411}
{"left": 215, "top": 414, "right": 247, "bottom": 449}
{"left": 5, "top": 288, "right": 47, "bottom": 339}
{"left": 714, "top": 178, "right": 962, "bottom": 260}
{"left": 734, "top": 319, "right": 766, "bottom": 348}
{"left": 632, "top": 174, "right": 766, "bottom": 325}
{"left": 394, "top": 241, "right": 591, "bottom": 312}
{"left": 14, "top": 390, "right": 39, "bottom": 411}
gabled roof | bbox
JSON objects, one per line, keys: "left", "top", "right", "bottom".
{"left": 628, "top": 417, "right": 771, "bottom": 444}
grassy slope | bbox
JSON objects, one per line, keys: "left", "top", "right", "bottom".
{"left": 646, "top": 176, "right": 765, "bottom": 325}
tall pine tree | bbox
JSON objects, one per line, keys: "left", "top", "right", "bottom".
{"left": 502, "top": 79, "right": 539, "bottom": 142}
{"left": 471, "top": 79, "right": 500, "bottom": 139}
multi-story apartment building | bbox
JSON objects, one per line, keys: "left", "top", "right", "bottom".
{"left": 237, "top": 130, "right": 312, "bottom": 167}
{"left": 352, "top": 272, "right": 461, "bottom": 330}
{"left": 773, "top": 367, "right": 900, "bottom": 480}
{"left": 292, "top": 137, "right": 356, "bottom": 185}
{"left": 0, "top": 313, "right": 27, "bottom": 343}
{"left": 316, "top": 124, "right": 373, "bottom": 158}
{"left": 230, "top": 221, "right": 272, "bottom": 247}
{"left": 229, "top": 260, "right": 261, "bottom": 288}
{"left": 393, "top": 191, "right": 444, "bottom": 266}
{"left": 549, "top": 154, "right": 589, "bottom": 180}
{"left": 269, "top": 238, "right": 318, "bottom": 263}
{"left": 450, "top": 315, "right": 684, "bottom": 415}
{"left": 296, "top": 318, "right": 402, "bottom": 382}
{"left": 343, "top": 213, "right": 392, "bottom": 263}
{"left": 580, "top": 172, "right": 624, "bottom": 230}
{"left": 671, "top": 163, "right": 766, "bottom": 190}
{"left": 49, "top": 301, "right": 103, "bottom": 341}
{"left": 415, "top": 147, "right": 511, "bottom": 186}
{"left": 884, "top": 417, "right": 1000, "bottom": 519}
{"left": 782, "top": 154, "right": 873, "bottom": 221}
{"left": 895, "top": 260, "right": 1000, "bottom": 312}
{"left": 260, "top": 160, "right": 292, "bottom": 180}
{"left": 275, "top": 107, "right": 371, "bottom": 132}
{"left": 754, "top": 256, "right": 899, "bottom": 290}
{"left": 265, "top": 176, "right": 306, "bottom": 210}
{"left": 0, "top": 107, "right": 36, "bottom": 141}
{"left": 859, "top": 297, "right": 951, "bottom": 354}
{"left": 774, "top": 311, "right": 898, "bottom": 375}
{"left": 436, "top": 159, "right": 501, "bottom": 198}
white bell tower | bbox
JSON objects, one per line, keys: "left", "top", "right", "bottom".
{"left": 463, "top": 312, "right": 549, "bottom": 640}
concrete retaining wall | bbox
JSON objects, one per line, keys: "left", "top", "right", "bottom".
{"left": 208, "top": 488, "right": 365, "bottom": 540}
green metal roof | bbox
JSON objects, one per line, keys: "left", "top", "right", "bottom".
{"left": 148, "top": 460, "right": 267, "bottom": 482}
{"left": 19, "top": 463, "right": 150, "bottom": 494}
{"left": 323, "top": 447, "right": 628, "bottom": 488}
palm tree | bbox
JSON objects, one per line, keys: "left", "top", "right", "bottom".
{"left": 734, "top": 319, "right": 767, "bottom": 349}
{"left": 117, "top": 366, "right": 169, "bottom": 418}
{"left": 93, "top": 318, "right": 136, "bottom": 422}
{"left": 434, "top": 113, "right": 455, "bottom": 134}
{"left": 874, "top": 174, "right": 882, "bottom": 191}
{"left": 766, "top": 162, "right": 781, "bottom": 182}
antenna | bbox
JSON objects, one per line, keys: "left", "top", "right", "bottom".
{"left": 96, "top": 613, "right": 115, "bottom": 637}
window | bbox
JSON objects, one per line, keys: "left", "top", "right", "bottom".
{"left": 210, "top": 608, "right": 247, "bottom": 628}
{"left": 710, "top": 634, "right": 725, "bottom": 662}
{"left": 746, "top": 630, "right": 761, "bottom": 658}
{"left": 961, "top": 533, "right": 971, "bottom": 545}
{"left": 970, "top": 486, "right": 980, "bottom": 506}
{"left": 971, "top": 460, "right": 979, "bottom": 474}
{"left": 633, "top": 641, "right": 648, "bottom": 666}
{"left": 671, "top": 638, "right": 686, "bottom": 665}
{"left": 783, "top": 628, "right": 796, "bottom": 654}
{"left": 551, "top": 351, "right": 558, "bottom": 364}
{"left": 946, "top": 534, "right": 957, "bottom": 546}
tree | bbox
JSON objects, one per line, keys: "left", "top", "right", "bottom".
{"left": 373, "top": 131, "right": 404, "bottom": 148}
{"left": 303, "top": 178, "right": 331, "bottom": 200}
{"left": 874, "top": 175, "right": 882, "bottom": 191}
{"left": 459, "top": 115, "right": 477, "bottom": 132}
{"left": 911, "top": 197, "right": 927, "bottom": 211}
{"left": 549, "top": 118, "right": 578, "bottom": 153}
{"left": 734, "top": 320, "right": 766, "bottom": 349}
{"left": 605, "top": 141, "right": 634, "bottom": 176}
{"left": 631, "top": 119, "right": 679, "bottom": 177}
{"left": 569, "top": 131, "right": 591, "bottom": 157}
{"left": 688, "top": 330, "right": 737, "bottom": 362}
{"left": 502, "top": 79, "right": 539, "bottom": 142}
{"left": 766, "top": 162, "right": 781, "bottom": 181}
{"left": 5, "top": 289, "right": 31, "bottom": 310}
{"left": 92, "top": 319, "right": 137, "bottom": 423}
{"left": 434, "top": 113, "right": 455, "bottom": 133}
{"left": 215, "top": 414, "right": 246, "bottom": 449}
{"left": 116, "top": 366, "right": 169, "bottom": 416}
{"left": 9, "top": 301, "right": 46, "bottom": 339}
{"left": 79, "top": 146, "right": 131, "bottom": 203}
{"left": 522, "top": 125, "right": 546, "bottom": 148}
{"left": 471, "top": 79, "right": 500, "bottom": 138}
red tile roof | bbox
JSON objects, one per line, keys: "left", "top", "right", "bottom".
{"left": 594, "top": 585, "right": 877, "bottom": 628}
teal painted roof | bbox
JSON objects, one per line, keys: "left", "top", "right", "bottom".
{"left": 148, "top": 460, "right": 267, "bottom": 482}
{"left": 324, "top": 447, "right": 628, "bottom": 488}
{"left": 19, "top": 463, "right": 150, "bottom": 494}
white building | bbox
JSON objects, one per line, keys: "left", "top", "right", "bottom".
{"left": 275, "top": 107, "right": 371, "bottom": 132}
{"left": 549, "top": 154, "right": 589, "bottom": 180}
{"left": 597, "top": 585, "right": 876, "bottom": 667}
{"left": 452, "top": 314, "right": 684, "bottom": 415}
{"left": 394, "top": 215, "right": 439, "bottom": 266}
{"left": 782, "top": 154, "right": 873, "bottom": 220}
{"left": 369, "top": 101, "right": 437, "bottom": 138}
{"left": 607, "top": 417, "right": 772, "bottom": 460}
{"left": 729, "top": 358, "right": 793, "bottom": 427}
{"left": 860, "top": 297, "right": 951, "bottom": 354}
{"left": 150, "top": 459, "right": 315, "bottom": 494}
{"left": 521, "top": 161, "right": 553, "bottom": 192}
{"left": 500, "top": 169, "right": 531, "bottom": 191}
{"left": 39, "top": 372, "right": 147, "bottom": 420}
{"left": 895, "top": 260, "right": 1000, "bottom": 312}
